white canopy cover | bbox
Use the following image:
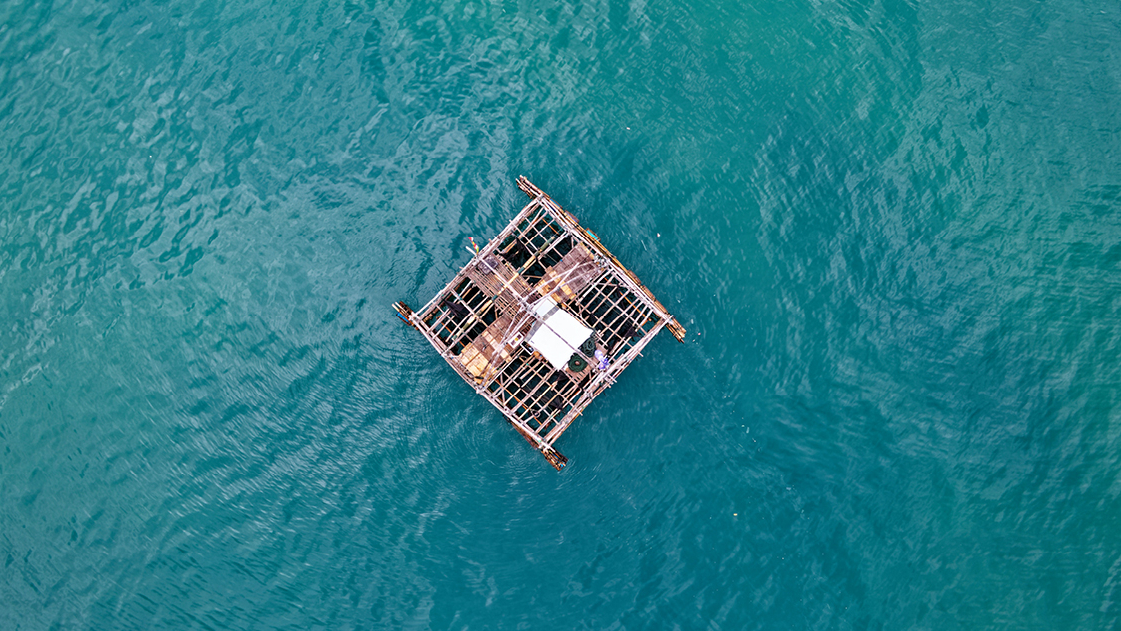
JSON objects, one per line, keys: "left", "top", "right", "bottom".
{"left": 527, "top": 298, "right": 592, "bottom": 371}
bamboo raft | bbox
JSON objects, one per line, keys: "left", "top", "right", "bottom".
{"left": 393, "top": 177, "right": 685, "bottom": 470}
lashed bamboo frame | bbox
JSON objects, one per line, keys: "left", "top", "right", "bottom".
{"left": 397, "top": 177, "right": 684, "bottom": 470}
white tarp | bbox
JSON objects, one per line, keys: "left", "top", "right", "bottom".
{"left": 527, "top": 298, "right": 592, "bottom": 371}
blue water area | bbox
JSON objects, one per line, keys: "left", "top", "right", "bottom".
{"left": 2, "top": 0, "right": 1120, "bottom": 628}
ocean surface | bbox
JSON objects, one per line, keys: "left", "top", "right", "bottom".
{"left": 2, "top": 0, "right": 1120, "bottom": 628}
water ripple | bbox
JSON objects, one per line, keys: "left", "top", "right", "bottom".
{"left": 2, "top": 0, "right": 1120, "bottom": 628}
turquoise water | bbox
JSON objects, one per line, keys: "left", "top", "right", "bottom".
{"left": 2, "top": 0, "right": 1120, "bottom": 628}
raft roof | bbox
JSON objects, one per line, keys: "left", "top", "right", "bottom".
{"left": 394, "top": 177, "right": 684, "bottom": 470}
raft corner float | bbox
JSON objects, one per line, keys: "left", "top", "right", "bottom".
{"left": 393, "top": 177, "right": 684, "bottom": 471}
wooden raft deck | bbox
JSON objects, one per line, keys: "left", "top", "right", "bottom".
{"left": 393, "top": 176, "right": 685, "bottom": 470}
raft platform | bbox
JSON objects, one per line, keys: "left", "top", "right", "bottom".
{"left": 393, "top": 177, "right": 684, "bottom": 470}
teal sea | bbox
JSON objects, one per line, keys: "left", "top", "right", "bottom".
{"left": 2, "top": 0, "right": 1120, "bottom": 628}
